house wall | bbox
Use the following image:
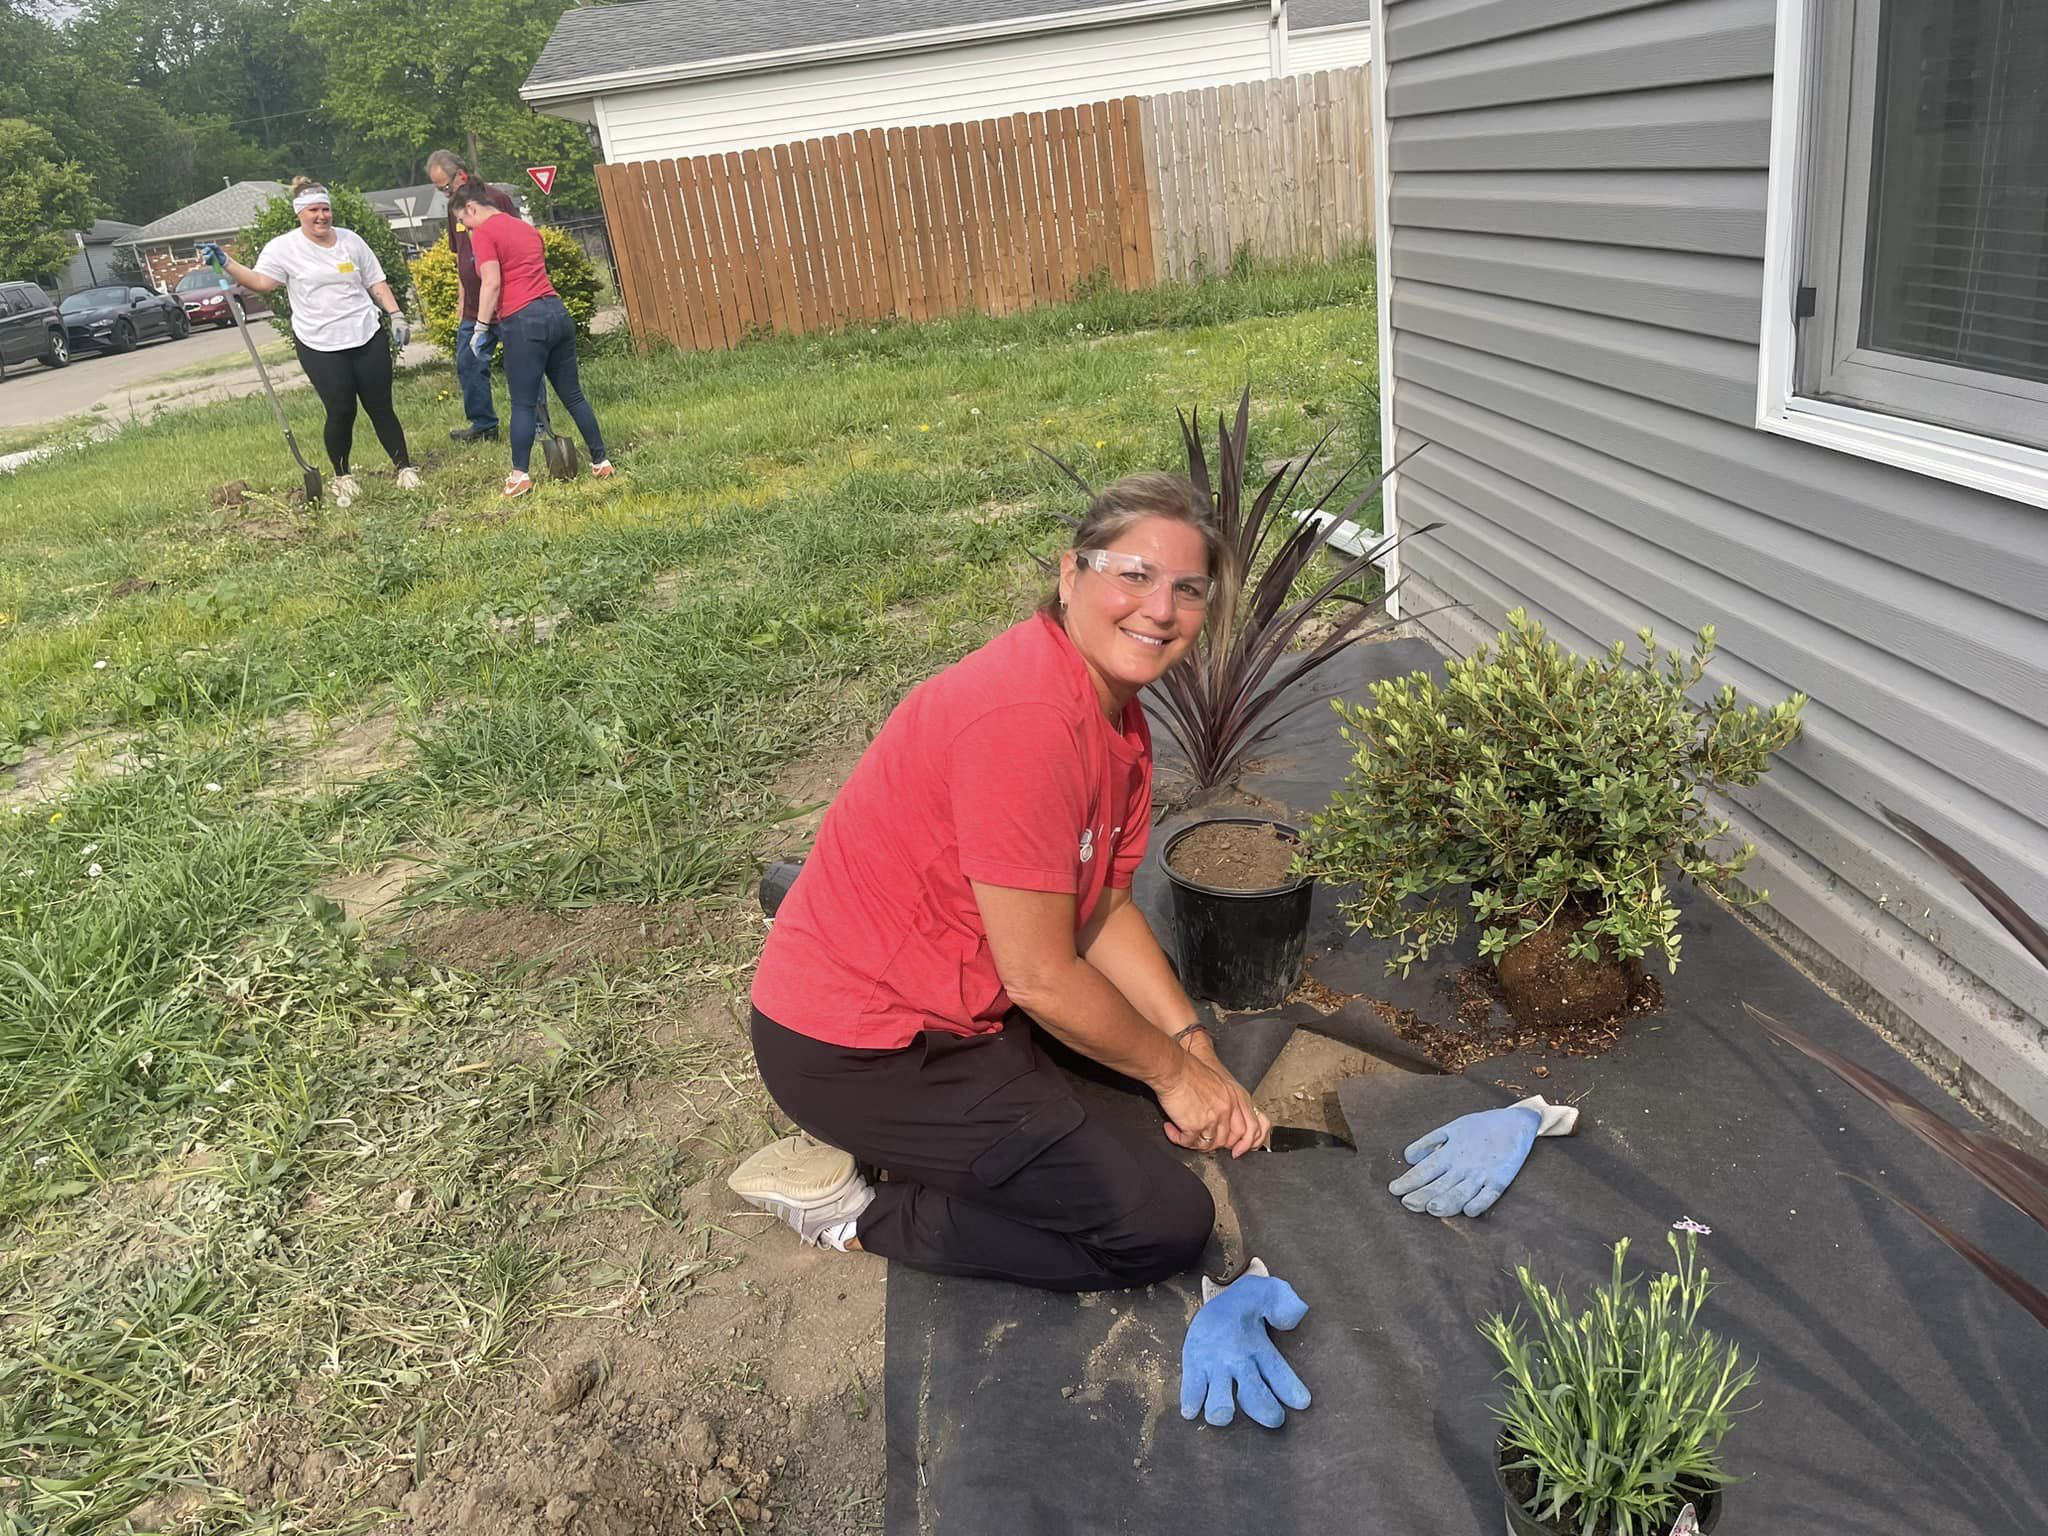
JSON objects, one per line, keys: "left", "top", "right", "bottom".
{"left": 1287, "top": 22, "right": 1371, "bottom": 73}
{"left": 591, "top": 8, "right": 1275, "bottom": 163}
{"left": 1375, "top": 0, "right": 2048, "bottom": 1131}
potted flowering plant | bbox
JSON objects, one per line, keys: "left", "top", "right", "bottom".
{"left": 1483, "top": 1231, "right": 1754, "bottom": 1535}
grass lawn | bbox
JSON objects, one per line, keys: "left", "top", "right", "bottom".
{"left": 0, "top": 252, "right": 1379, "bottom": 1536}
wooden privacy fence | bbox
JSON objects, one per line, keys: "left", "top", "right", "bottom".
{"left": 596, "top": 67, "right": 1369, "bottom": 352}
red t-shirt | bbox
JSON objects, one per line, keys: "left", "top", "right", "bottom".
{"left": 751, "top": 612, "right": 1153, "bottom": 1050}
{"left": 469, "top": 212, "right": 556, "bottom": 321}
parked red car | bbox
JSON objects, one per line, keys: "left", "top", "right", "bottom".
{"left": 175, "top": 267, "right": 271, "bottom": 327}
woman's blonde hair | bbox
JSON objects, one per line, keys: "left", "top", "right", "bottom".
{"left": 1042, "top": 471, "right": 1227, "bottom": 619}
{"left": 289, "top": 175, "right": 320, "bottom": 196}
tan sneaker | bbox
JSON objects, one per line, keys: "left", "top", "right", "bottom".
{"left": 395, "top": 466, "right": 422, "bottom": 491}
{"left": 727, "top": 1135, "right": 873, "bottom": 1247}
{"left": 330, "top": 473, "right": 361, "bottom": 507}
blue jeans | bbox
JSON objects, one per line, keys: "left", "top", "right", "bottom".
{"left": 500, "top": 295, "right": 606, "bottom": 474}
{"left": 454, "top": 318, "right": 499, "bottom": 432}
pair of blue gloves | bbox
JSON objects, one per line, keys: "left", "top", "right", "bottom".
{"left": 1178, "top": 1099, "right": 1578, "bottom": 1430}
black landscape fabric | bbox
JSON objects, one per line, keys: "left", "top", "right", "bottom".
{"left": 884, "top": 639, "right": 2048, "bottom": 1533}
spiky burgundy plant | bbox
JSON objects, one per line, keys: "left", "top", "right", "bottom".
{"left": 1747, "top": 806, "right": 2048, "bottom": 1327}
{"left": 1045, "top": 388, "right": 1437, "bottom": 791}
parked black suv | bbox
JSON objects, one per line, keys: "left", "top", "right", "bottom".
{"left": 0, "top": 280, "right": 70, "bottom": 377}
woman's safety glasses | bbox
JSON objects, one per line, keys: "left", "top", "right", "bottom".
{"left": 1076, "top": 549, "right": 1214, "bottom": 610}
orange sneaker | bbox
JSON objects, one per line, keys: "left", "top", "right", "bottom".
{"left": 503, "top": 471, "right": 534, "bottom": 499}
{"left": 590, "top": 459, "right": 616, "bottom": 480}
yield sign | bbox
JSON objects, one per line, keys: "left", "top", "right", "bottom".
{"left": 526, "top": 164, "right": 558, "bottom": 196}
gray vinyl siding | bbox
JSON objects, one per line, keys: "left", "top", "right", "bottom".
{"left": 1380, "top": 0, "right": 2048, "bottom": 1129}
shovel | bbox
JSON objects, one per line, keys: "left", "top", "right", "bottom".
{"left": 227, "top": 291, "right": 322, "bottom": 506}
{"left": 534, "top": 393, "right": 579, "bottom": 481}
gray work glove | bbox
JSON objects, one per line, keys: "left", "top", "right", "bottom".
{"left": 386, "top": 313, "right": 411, "bottom": 350}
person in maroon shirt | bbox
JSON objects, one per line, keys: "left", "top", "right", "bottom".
{"left": 452, "top": 184, "right": 614, "bottom": 497}
{"left": 731, "top": 474, "right": 1271, "bottom": 1292}
{"left": 425, "top": 151, "right": 518, "bottom": 443}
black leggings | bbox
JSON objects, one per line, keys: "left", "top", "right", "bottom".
{"left": 750, "top": 1007, "right": 1213, "bottom": 1292}
{"left": 294, "top": 333, "right": 409, "bottom": 475}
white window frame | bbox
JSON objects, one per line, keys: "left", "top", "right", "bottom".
{"left": 1758, "top": 0, "right": 2048, "bottom": 511}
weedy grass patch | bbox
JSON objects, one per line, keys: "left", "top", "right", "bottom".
{"left": 0, "top": 252, "right": 1378, "bottom": 1533}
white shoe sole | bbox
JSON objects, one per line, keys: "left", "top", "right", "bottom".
{"left": 727, "top": 1136, "right": 869, "bottom": 1245}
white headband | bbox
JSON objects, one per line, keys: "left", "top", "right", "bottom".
{"left": 293, "top": 187, "right": 332, "bottom": 212}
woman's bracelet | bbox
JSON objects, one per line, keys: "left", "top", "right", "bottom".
{"left": 1172, "top": 1021, "right": 1211, "bottom": 1051}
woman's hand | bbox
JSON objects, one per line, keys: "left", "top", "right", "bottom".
{"left": 1157, "top": 1049, "right": 1269, "bottom": 1158}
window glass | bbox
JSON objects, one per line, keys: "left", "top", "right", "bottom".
{"left": 1862, "top": 0, "right": 2048, "bottom": 385}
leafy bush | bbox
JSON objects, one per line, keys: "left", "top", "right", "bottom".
{"left": 237, "top": 184, "right": 413, "bottom": 329}
{"left": 1484, "top": 1233, "right": 1754, "bottom": 1536}
{"left": 409, "top": 223, "right": 600, "bottom": 354}
{"left": 410, "top": 241, "right": 461, "bottom": 352}
{"left": 1305, "top": 610, "right": 1805, "bottom": 973}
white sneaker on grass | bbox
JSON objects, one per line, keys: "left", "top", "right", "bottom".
{"left": 395, "top": 466, "right": 422, "bottom": 491}
{"left": 329, "top": 472, "right": 361, "bottom": 507}
{"left": 727, "top": 1135, "right": 874, "bottom": 1249}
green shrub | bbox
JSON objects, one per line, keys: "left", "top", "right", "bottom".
{"left": 1484, "top": 1233, "right": 1754, "bottom": 1536}
{"left": 409, "top": 222, "right": 600, "bottom": 355}
{"left": 410, "top": 241, "right": 461, "bottom": 352}
{"left": 236, "top": 184, "right": 414, "bottom": 330}
{"left": 1304, "top": 609, "right": 1805, "bottom": 973}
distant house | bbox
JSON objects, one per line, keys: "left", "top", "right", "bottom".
{"left": 364, "top": 184, "right": 446, "bottom": 253}
{"left": 57, "top": 220, "right": 141, "bottom": 296}
{"left": 1368, "top": 0, "right": 2048, "bottom": 1134}
{"left": 1286, "top": 0, "right": 1368, "bottom": 74}
{"left": 363, "top": 183, "right": 532, "bottom": 255}
{"left": 524, "top": 0, "right": 1368, "bottom": 166}
{"left": 116, "top": 181, "right": 287, "bottom": 292}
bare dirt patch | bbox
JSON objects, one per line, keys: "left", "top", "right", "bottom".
{"left": 403, "top": 904, "right": 695, "bottom": 982}
{"left": 763, "top": 737, "right": 869, "bottom": 855}
{"left": 316, "top": 853, "right": 433, "bottom": 924}
{"left": 1, "top": 730, "right": 141, "bottom": 810}
{"left": 263, "top": 709, "right": 413, "bottom": 794}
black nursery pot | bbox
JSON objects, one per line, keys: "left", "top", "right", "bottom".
{"left": 1493, "top": 1448, "right": 1723, "bottom": 1536}
{"left": 1160, "top": 817, "right": 1314, "bottom": 1011}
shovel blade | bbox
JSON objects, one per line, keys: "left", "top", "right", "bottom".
{"left": 542, "top": 433, "right": 578, "bottom": 481}
{"left": 1264, "top": 1124, "right": 1355, "bottom": 1154}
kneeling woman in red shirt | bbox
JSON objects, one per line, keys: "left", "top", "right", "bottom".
{"left": 732, "top": 473, "right": 1270, "bottom": 1291}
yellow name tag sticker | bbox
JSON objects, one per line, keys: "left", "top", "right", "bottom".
{"left": 336, "top": 261, "right": 357, "bottom": 274}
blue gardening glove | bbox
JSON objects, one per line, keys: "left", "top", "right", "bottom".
{"left": 386, "top": 314, "right": 410, "bottom": 349}
{"left": 1180, "top": 1259, "right": 1311, "bottom": 1429}
{"left": 469, "top": 322, "right": 496, "bottom": 359}
{"left": 1389, "top": 1097, "right": 1578, "bottom": 1218}
{"left": 199, "top": 242, "right": 228, "bottom": 270}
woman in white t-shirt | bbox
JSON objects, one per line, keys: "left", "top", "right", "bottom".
{"left": 204, "top": 177, "right": 418, "bottom": 506}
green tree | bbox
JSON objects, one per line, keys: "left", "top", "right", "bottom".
{"left": 0, "top": 118, "right": 95, "bottom": 281}
{"left": 296, "top": 0, "right": 598, "bottom": 213}
{"left": 239, "top": 182, "right": 415, "bottom": 324}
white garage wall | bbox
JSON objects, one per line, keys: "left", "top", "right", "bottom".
{"left": 1287, "top": 23, "right": 1370, "bottom": 74}
{"left": 593, "top": 9, "right": 1275, "bottom": 164}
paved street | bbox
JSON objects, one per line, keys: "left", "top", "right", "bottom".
{"left": 0, "top": 319, "right": 274, "bottom": 429}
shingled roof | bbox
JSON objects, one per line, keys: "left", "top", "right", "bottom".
{"left": 1289, "top": 0, "right": 1365, "bottom": 28}
{"left": 117, "top": 182, "right": 288, "bottom": 246}
{"left": 525, "top": 0, "right": 1259, "bottom": 97}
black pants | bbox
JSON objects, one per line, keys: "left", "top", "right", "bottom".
{"left": 294, "top": 332, "right": 409, "bottom": 475}
{"left": 750, "top": 1007, "right": 1213, "bottom": 1292}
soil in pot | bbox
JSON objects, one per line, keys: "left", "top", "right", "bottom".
{"left": 1166, "top": 820, "right": 1299, "bottom": 890}
{"left": 1494, "top": 914, "right": 1644, "bottom": 1033}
